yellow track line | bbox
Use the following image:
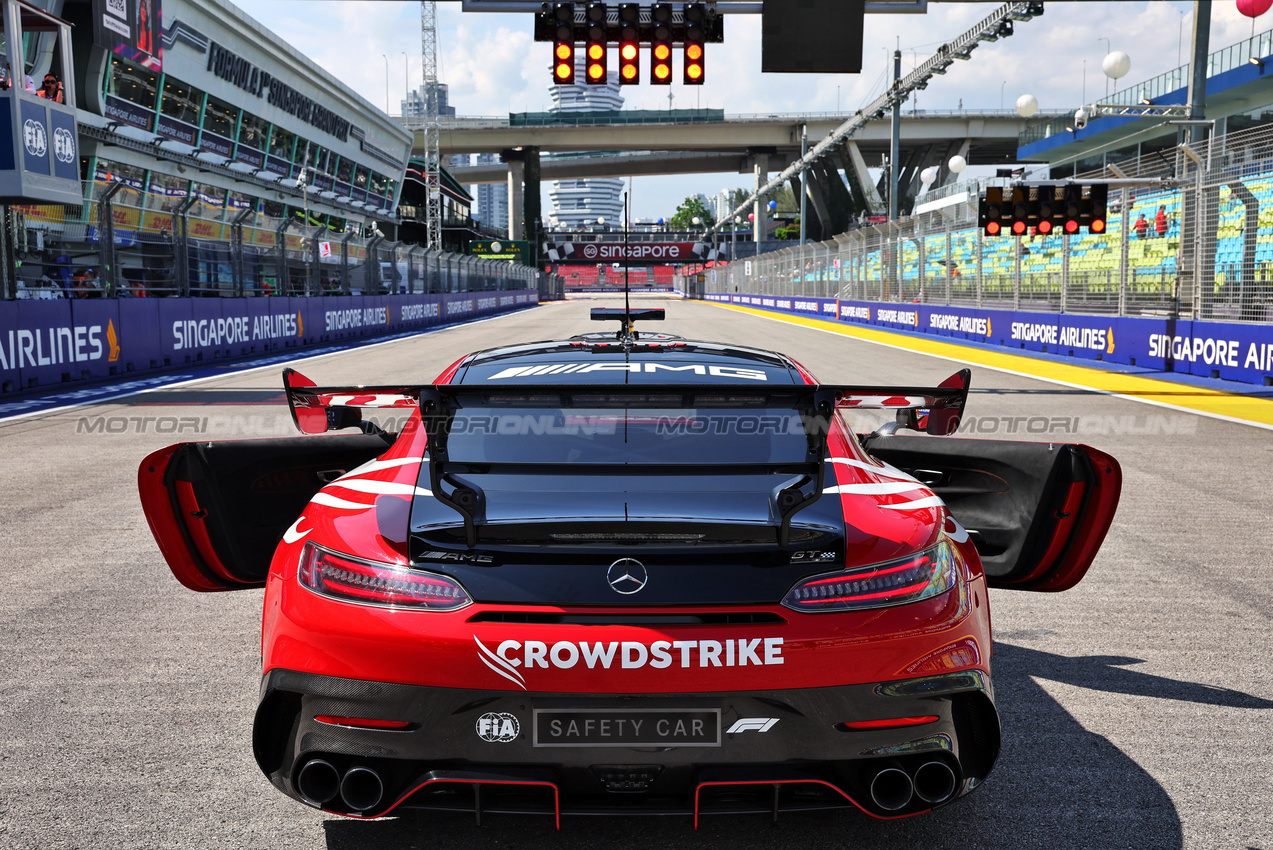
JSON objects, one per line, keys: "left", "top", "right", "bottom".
{"left": 712, "top": 302, "right": 1273, "bottom": 431}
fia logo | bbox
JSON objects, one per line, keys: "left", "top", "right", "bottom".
{"left": 476, "top": 712, "right": 520, "bottom": 743}
{"left": 23, "top": 119, "right": 46, "bottom": 158}
{"left": 53, "top": 127, "right": 75, "bottom": 164}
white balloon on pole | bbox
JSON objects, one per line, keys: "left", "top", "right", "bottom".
{"left": 920, "top": 166, "right": 939, "bottom": 186}
{"left": 1102, "top": 50, "right": 1131, "bottom": 80}
{"left": 948, "top": 155, "right": 967, "bottom": 174}
{"left": 1015, "top": 93, "right": 1039, "bottom": 118}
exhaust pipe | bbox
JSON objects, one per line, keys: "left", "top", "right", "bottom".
{"left": 869, "top": 767, "right": 913, "bottom": 811}
{"left": 296, "top": 759, "right": 340, "bottom": 804}
{"left": 340, "top": 766, "right": 384, "bottom": 812}
{"left": 913, "top": 760, "right": 957, "bottom": 804}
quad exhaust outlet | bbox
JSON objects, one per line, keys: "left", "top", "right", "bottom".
{"left": 913, "top": 760, "right": 957, "bottom": 804}
{"left": 340, "top": 766, "right": 384, "bottom": 811}
{"left": 868, "top": 767, "right": 914, "bottom": 811}
{"left": 296, "top": 759, "right": 340, "bottom": 804}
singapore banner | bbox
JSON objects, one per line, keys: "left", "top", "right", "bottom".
{"left": 92, "top": 0, "right": 162, "bottom": 71}
{"left": 543, "top": 241, "right": 721, "bottom": 265}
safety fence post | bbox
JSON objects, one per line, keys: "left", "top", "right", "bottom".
{"left": 231, "top": 207, "right": 253, "bottom": 296}
{"left": 276, "top": 219, "right": 295, "bottom": 295}
{"left": 340, "top": 232, "right": 354, "bottom": 294}
{"left": 173, "top": 194, "right": 199, "bottom": 296}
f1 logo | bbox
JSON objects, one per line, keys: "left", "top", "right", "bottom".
{"left": 726, "top": 717, "right": 779, "bottom": 734}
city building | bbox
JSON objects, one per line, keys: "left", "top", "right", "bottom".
{"left": 473, "top": 152, "right": 509, "bottom": 234}
{"left": 401, "top": 82, "right": 457, "bottom": 119}
{"left": 26, "top": 0, "right": 414, "bottom": 294}
{"left": 546, "top": 55, "right": 623, "bottom": 229}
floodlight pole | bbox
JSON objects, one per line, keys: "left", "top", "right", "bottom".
{"left": 889, "top": 49, "right": 901, "bottom": 221}
{"left": 1185, "top": 0, "right": 1211, "bottom": 147}
{"left": 799, "top": 125, "right": 808, "bottom": 245}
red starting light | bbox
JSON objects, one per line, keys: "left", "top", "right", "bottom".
{"left": 550, "top": 1, "right": 576, "bottom": 85}
{"left": 1037, "top": 219, "right": 1052, "bottom": 235}
{"left": 986, "top": 221, "right": 1000, "bottom": 236}
{"left": 585, "top": 30, "right": 606, "bottom": 84}
{"left": 1090, "top": 218, "right": 1106, "bottom": 234}
{"left": 1011, "top": 220, "right": 1027, "bottom": 235}
{"left": 1065, "top": 219, "right": 1079, "bottom": 234}
{"left": 619, "top": 39, "right": 639, "bottom": 84}
{"left": 684, "top": 41, "right": 705, "bottom": 84}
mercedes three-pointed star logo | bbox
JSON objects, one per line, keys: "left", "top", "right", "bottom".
{"left": 607, "top": 558, "right": 648, "bottom": 595}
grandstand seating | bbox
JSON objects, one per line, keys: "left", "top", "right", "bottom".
{"left": 797, "top": 181, "right": 1273, "bottom": 303}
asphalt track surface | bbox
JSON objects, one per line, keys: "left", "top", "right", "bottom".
{"left": 2, "top": 295, "right": 1270, "bottom": 850}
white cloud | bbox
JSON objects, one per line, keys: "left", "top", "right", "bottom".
{"left": 236, "top": 0, "right": 1265, "bottom": 220}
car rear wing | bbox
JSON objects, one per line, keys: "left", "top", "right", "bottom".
{"left": 284, "top": 367, "right": 971, "bottom": 437}
{"left": 283, "top": 368, "right": 971, "bottom": 548}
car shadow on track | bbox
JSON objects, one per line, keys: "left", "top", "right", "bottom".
{"left": 322, "top": 641, "right": 1265, "bottom": 849}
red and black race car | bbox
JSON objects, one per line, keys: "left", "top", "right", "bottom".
{"left": 138, "top": 308, "right": 1121, "bottom": 825}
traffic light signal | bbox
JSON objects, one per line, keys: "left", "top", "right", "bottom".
{"left": 585, "top": 2, "right": 607, "bottom": 84}
{"left": 551, "top": 2, "right": 575, "bottom": 85}
{"left": 1010, "top": 186, "right": 1029, "bottom": 236}
{"left": 651, "top": 3, "right": 673, "bottom": 84}
{"left": 981, "top": 187, "right": 1004, "bottom": 237}
{"left": 684, "top": 3, "right": 706, "bottom": 84}
{"left": 1036, "top": 186, "right": 1059, "bottom": 235}
{"left": 1087, "top": 183, "right": 1108, "bottom": 233}
{"left": 1062, "top": 184, "right": 1083, "bottom": 234}
{"left": 618, "top": 3, "right": 640, "bottom": 85}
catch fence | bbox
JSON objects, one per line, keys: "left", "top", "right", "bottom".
{"left": 709, "top": 122, "right": 1273, "bottom": 325}
{"left": 1, "top": 180, "right": 555, "bottom": 302}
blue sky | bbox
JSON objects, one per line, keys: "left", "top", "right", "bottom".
{"left": 239, "top": 1, "right": 1264, "bottom": 220}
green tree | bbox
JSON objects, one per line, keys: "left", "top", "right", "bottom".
{"left": 772, "top": 185, "right": 799, "bottom": 213}
{"left": 669, "top": 195, "right": 715, "bottom": 228}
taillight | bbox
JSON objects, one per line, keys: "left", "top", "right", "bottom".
{"left": 781, "top": 541, "right": 957, "bottom": 613}
{"left": 838, "top": 716, "right": 939, "bottom": 731}
{"left": 298, "top": 542, "right": 472, "bottom": 611}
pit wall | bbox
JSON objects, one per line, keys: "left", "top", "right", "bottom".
{"left": 0, "top": 290, "right": 538, "bottom": 394}
{"left": 705, "top": 294, "right": 1273, "bottom": 387}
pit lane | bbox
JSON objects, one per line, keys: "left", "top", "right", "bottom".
{"left": 1, "top": 295, "right": 1269, "bottom": 849}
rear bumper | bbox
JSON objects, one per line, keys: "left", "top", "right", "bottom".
{"left": 253, "top": 667, "right": 1000, "bottom": 823}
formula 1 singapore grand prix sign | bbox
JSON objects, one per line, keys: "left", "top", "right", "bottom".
{"left": 543, "top": 240, "right": 720, "bottom": 265}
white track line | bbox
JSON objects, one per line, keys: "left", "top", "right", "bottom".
{"left": 715, "top": 304, "right": 1273, "bottom": 433}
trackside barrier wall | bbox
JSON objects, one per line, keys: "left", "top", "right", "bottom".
{"left": 0, "top": 290, "right": 538, "bottom": 394}
{"left": 705, "top": 293, "right": 1273, "bottom": 387}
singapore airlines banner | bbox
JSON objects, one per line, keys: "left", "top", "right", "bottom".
{"left": 706, "top": 293, "right": 1273, "bottom": 387}
{"left": 92, "top": 0, "right": 163, "bottom": 71}
{"left": 0, "top": 291, "right": 537, "bottom": 396}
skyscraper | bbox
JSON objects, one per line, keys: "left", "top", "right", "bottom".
{"left": 474, "top": 153, "right": 509, "bottom": 233}
{"left": 401, "top": 82, "right": 456, "bottom": 119}
{"left": 547, "top": 55, "right": 623, "bottom": 229}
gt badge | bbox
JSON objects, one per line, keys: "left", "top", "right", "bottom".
{"left": 607, "top": 558, "right": 648, "bottom": 595}
{"left": 476, "top": 712, "right": 520, "bottom": 743}
{"left": 790, "top": 550, "right": 837, "bottom": 563}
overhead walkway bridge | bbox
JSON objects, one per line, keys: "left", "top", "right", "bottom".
{"left": 422, "top": 108, "right": 1062, "bottom": 242}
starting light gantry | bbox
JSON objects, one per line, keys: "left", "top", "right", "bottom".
{"left": 979, "top": 183, "right": 1109, "bottom": 237}
{"left": 539, "top": 2, "right": 720, "bottom": 86}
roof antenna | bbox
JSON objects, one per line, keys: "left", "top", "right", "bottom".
{"left": 623, "top": 189, "right": 631, "bottom": 341}
{"left": 591, "top": 193, "right": 664, "bottom": 341}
